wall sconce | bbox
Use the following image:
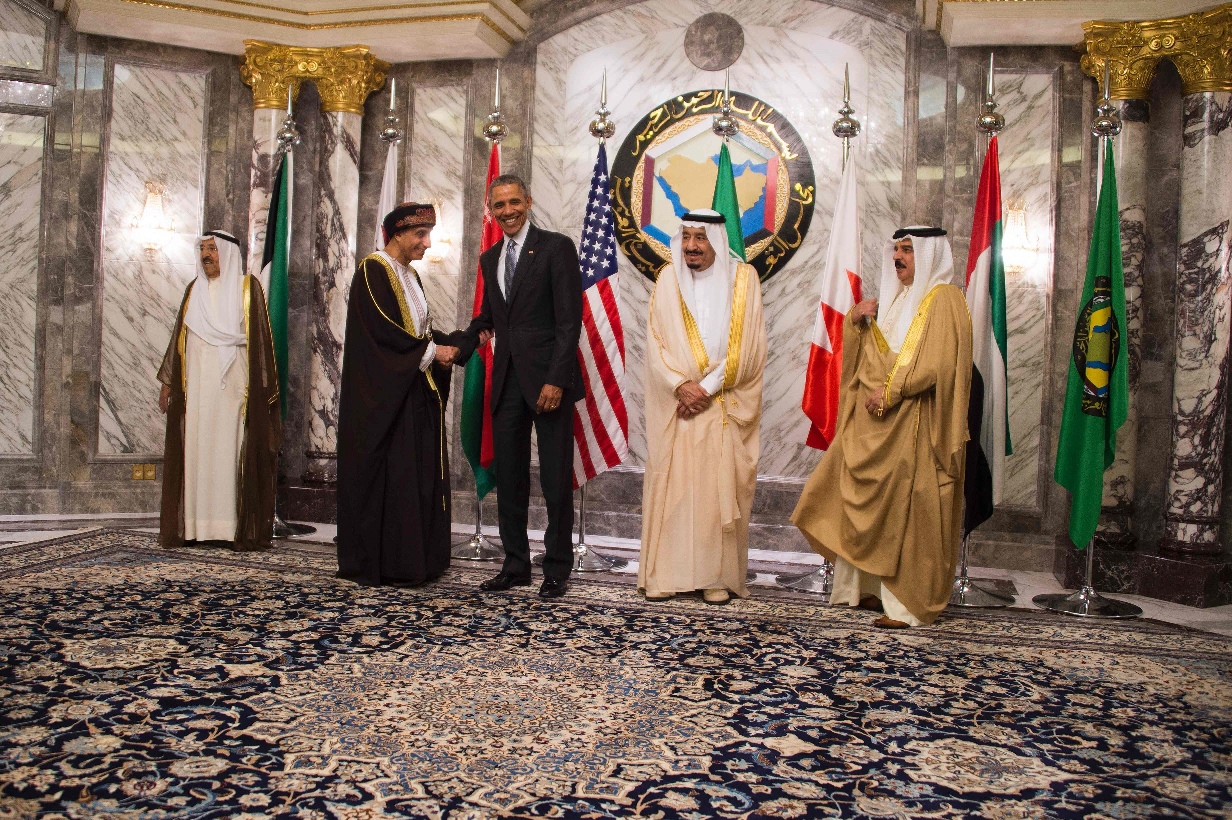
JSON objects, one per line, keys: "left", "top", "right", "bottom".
{"left": 1002, "top": 197, "right": 1041, "bottom": 283}
{"left": 424, "top": 199, "right": 453, "bottom": 264}
{"left": 132, "top": 181, "right": 174, "bottom": 253}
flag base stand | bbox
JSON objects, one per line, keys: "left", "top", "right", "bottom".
{"left": 1033, "top": 538, "right": 1141, "bottom": 618}
{"left": 452, "top": 494, "right": 503, "bottom": 561}
{"left": 949, "top": 535, "right": 1012, "bottom": 607}
{"left": 272, "top": 495, "right": 315, "bottom": 539}
{"left": 775, "top": 560, "right": 833, "bottom": 595}
{"left": 273, "top": 516, "right": 316, "bottom": 538}
{"left": 532, "top": 487, "right": 628, "bottom": 573}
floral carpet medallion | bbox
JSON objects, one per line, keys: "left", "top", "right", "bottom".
{"left": 1, "top": 530, "right": 1231, "bottom": 819}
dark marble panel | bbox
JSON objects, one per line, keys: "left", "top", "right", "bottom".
{"left": 280, "top": 81, "right": 323, "bottom": 486}
{"left": 1136, "top": 61, "right": 1182, "bottom": 551}
{"left": 1056, "top": 537, "right": 1232, "bottom": 608}
{"left": 282, "top": 482, "right": 336, "bottom": 525}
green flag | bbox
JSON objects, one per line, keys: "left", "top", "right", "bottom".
{"left": 711, "top": 143, "right": 746, "bottom": 261}
{"left": 260, "top": 153, "right": 291, "bottom": 420}
{"left": 1054, "top": 139, "right": 1128, "bottom": 548}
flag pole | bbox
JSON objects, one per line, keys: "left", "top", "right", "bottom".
{"left": 531, "top": 68, "right": 629, "bottom": 574}
{"left": 453, "top": 66, "right": 506, "bottom": 561}
{"left": 1033, "top": 61, "right": 1140, "bottom": 619}
{"left": 271, "top": 84, "right": 316, "bottom": 539}
{"left": 776, "top": 64, "right": 862, "bottom": 595}
{"left": 572, "top": 69, "right": 628, "bottom": 574}
{"left": 951, "top": 52, "right": 1013, "bottom": 605}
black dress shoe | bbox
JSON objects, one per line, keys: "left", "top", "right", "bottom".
{"left": 480, "top": 572, "right": 532, "bottom": 592}
{"left": 538, "top": 577, "right": 568, "bottom": 598}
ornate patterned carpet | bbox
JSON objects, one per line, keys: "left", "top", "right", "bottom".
{"left": 1, "top": 530, "right": 1230, "bottom": 819}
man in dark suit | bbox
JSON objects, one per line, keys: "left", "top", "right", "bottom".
{"left": 455, "top": 174, "right": 583, "bottom": 598}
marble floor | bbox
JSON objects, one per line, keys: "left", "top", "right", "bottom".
{"left": 4, "top": 517, "right": 1232, "bottom": 638}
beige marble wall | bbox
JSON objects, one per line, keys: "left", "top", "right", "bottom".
{"left": 96, "top": 63, "right": 207, "bottom": 456}
{"left": 0, "top": 111, "right": 44, "bottom": 455}
{"left": 0, "top": 0, "right": 45, "bottom": 72}
{"left": 994, "top": 70, "right": 1057, "bottom": 512}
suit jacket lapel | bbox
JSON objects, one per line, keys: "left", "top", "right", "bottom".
{"left": 506, "top": 225, "right": 540, "bottom": 307}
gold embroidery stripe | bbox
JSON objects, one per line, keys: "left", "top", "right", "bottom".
{"left": 113, "top": 0, "right": 519, "bottom": 42}
{"left": 363, "top": 256, "right": 441, "bottom": 406}
{"left": 679, "top": 290, "right": 710, "bottom": 375}
{"left": 869, "top": 321, "right": 890, "bottom": 355}
{"left": 242, "top": 276, "right": 251, "bottom": 414}
{"left": 883, "top": 285, "right": 945, "bottom": 408}
{"left": 253, "top": 275, "right": 281, "bottom": 408}
{"left": 369, "top": 253, "right": 425, "bottom": 339}
{"left": 176, "top": 281, "right": 195, "bottom": 395}
{"left": 722, "top": 264, "right": 750, "bottom": 390}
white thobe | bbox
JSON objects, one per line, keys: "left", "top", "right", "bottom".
{"left": 183, "top": 279, "right": 247, "bottom": 542}
{"left": 687, "top": 264, "right": 729, "bottom": 396}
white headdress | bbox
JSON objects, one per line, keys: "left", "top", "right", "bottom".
{"left": 876, "top": 226, "right": 956, "bottom": 351}
{"left": 183, "top": 230, "right": 247, "bottom": 383}
{"left": 670, "top": 209, "right": 738, "bottom": 357}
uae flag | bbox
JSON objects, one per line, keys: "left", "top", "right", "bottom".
{"left": 573, "top": 142, "right": 629, "bottom": 488}
{"left": 260, "top": 152, "right": 291, "bottom": 420}
{"left": 802, "top": 153, "right": 862, "bottom": 450}
{"left": 459, "top": 144, "right": 501, "bottom": 499}
{"left": 963, "top": 135, "right": 1012, "bottom": 534}
{"left": 711, "top": 142, "right": 747, "bottom": 261}
{"left": 1054, "top": 139, "right": 1128, "bottom": 549}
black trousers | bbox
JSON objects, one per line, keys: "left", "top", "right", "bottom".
{"left": 492, "top": 365, "right": 575, "bottom": 582}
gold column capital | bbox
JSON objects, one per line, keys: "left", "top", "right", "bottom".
{"left": 1082, "top": 4, "right": 1232, "bottom": 99}
{"left": 240, "top": 41, "right": 390, "bottom": 115}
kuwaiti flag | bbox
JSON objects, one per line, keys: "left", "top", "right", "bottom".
{"left": 964, "top": 135, "right": 1012, "bottom": 534}
{"left": 260, "top": 152, "right": 291, "bottom": 420}
{"left": 373, "top": 141, "right": 398, "bottom": 252}
{"left": 802, "top": 153, "right": 862, "bottom": 450}
{"left": 573, "top": 142, "right": 629, "bottom": 488}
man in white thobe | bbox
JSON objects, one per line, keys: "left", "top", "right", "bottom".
{"left": 158, "top": 231, "right": 280, "bottom": 550}
{"left": 639, "top": 210, "right": 766, "bottom": 605}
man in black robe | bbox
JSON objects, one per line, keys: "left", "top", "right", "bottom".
{"left": 336, "top": 202, "right": 478, "bottom": 586}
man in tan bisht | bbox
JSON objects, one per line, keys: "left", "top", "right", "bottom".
{"left": 639, "top": 209, "right": 766, "bottom": 605}
{"left": 158, "top": 231, "right": 280, "bottom": 551}
{"left": 792, "top": 227, "right": 972, "bottom": 628}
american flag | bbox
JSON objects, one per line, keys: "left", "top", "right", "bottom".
{"left": 573, "top": 142, "right": 629, "bottom": 488}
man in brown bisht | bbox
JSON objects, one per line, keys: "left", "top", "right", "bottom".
{"left": 792, "top": 227, "right": 972, "bottom": 628}
{"left": 639, "top": 210, "right": 766, "bottom": 605}
{"left": 336, "top": 202, "right": 473, "bottom": 587}
{"left": 158, "top": 230, "right": 281, "bottom": 551}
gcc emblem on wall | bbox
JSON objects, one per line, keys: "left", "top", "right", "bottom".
{"left": 610, "top": 89, "right": 815, "bottom": 282}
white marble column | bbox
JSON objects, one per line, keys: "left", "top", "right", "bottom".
{"left": 302, "top": 110, "right": 362, "bottom": 482}
{"left": 1098, "top": 98, "right": 1150, "bottom": 540}
{"left": 245, "top": 107, "right": 282, "bottom": 280}
{"left": 1161, "top": 91, "right": 1232, "bottom": 555}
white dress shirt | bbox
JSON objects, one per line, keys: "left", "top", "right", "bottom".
{"left": 379, "top": 251, "right": 436, "bottom": 371}
{"left": 688, "top": 264, "right": 729, "bottom": 396}
{"left": 495, "top": 220, "right": 532, "bottom": 299}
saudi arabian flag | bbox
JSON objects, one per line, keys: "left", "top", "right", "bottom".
{"left": 260, "top": 153, "right": 291, "bottom": 420}
{"left": 711, "top": 143, "right": 746, "bottom": 261}
{"left": 1054, "top": 138, "right": 1128, "bottom": 549}
{"left": 963, "top": 135, "right": 1011, "bottom": 535}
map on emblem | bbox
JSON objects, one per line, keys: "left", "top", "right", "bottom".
{"left": 610, "top": 90, "right": 815, "bottom": 282}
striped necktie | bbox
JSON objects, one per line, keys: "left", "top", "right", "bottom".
{"left": 503, "top": 239, "right": 518, "bottom": 296}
